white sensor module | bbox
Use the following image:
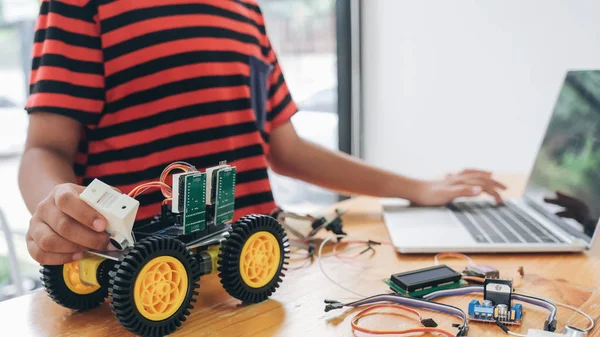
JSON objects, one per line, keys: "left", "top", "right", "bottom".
{"left": 79, "top": 179, "right": 139, "bottom": 250}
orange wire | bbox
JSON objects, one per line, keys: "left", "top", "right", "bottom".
{"left": 159, "top": 163, "right": 193, "bottom": 197}
{"left": 125, "top": 162, "right": 196, "bottom": 203}
{"left": 351, "top": 304, "right": 454, "bottom": 337}
{"left": 434, "top": 253, "right": 476, "bottom": 266}
{"left": 128, "top": 182, "right": 172, "bottom": 198}
{"left": 128, "top": 181, "right": 170, "bottom": 194}
{"left": 462, "top": 276, "right": 485, "bottom": 283}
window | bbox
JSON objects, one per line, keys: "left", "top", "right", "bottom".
{"left": 0, "top": 0, "right": 38, "bottom": 301}
{"left": 259, "top": 0, "right": 339, "bottom": 212}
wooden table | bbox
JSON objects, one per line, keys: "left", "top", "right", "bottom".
{"left": 1, "top": 174, "right": 599, "bottom": 336}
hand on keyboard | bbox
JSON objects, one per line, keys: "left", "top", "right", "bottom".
{"left": 412, "top": 169, "right": 506, "bottom": 206}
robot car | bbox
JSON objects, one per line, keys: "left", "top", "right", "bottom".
{"left": 40, "top": 162, "right": 289, "bottom": 337}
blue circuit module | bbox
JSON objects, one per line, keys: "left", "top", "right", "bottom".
{"left": 468, "top": 300, "right": 523, "bottom": 325}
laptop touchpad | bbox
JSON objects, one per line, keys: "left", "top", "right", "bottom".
{"left": 383, "top": 207, "right": 461, "bottom": 228}
{"left": 383, "top": 207, "right": 476, "bottom": 248}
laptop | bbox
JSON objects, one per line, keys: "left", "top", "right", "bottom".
{"left": 384, "top": 70, "right": 600, "bottom": 253}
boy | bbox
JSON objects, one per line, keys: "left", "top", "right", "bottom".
{"left": 20, "top": 0, "right": 505, "bottom": 265}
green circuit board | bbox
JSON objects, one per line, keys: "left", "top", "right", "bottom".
{"left": 214, "top": 167, "right": 236, "bottom": 224}
{"left": 183, "top": 172, "right": 206, "bottom": 234}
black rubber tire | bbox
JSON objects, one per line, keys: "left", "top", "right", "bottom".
{"left": 108, "top": 236, "right": 200, "bottom": 337}
{"left": 96, "top": 259, "right": 115, "bottom": 291}
{"left": 218, "top": 214, "right": 289, "bottom": 303}
{"left": 41, "top": 261, "right": 109, "bottom": 311}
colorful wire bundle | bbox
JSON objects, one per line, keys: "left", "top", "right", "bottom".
{"left": 126, "top": 161, "right": 196, "bottom": 200}
{"left": 127, "top": 181, "right": 172, "bottom": 198}
{"left": 350, "top": 304, "right": 455, "bottom": 336}
{"left": 158, "top": 161, "right": 196, "bottom": 197}
{"left": 325, "top": 293, "right": 470, "bottom": 336}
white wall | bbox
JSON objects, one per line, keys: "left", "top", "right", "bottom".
{"left": 362, "top": 0, "right": 600, "bottom": 179}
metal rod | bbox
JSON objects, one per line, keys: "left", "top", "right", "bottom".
{"left": 0, "top": 208, "right": 25, "bottom": 296}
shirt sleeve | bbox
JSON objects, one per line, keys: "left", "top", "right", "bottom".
{"left": 260, "top": 29, "right": 298, "bottom": 135}
{"left": 25, "top": 0, "right": 105, "bottom": 128}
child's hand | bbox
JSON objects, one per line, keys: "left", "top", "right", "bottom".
{"left": 26, "top": 183, "right": 110, "bottom": 265}
{"left": 413, "top": 169, "right": 506, "bottom": 206}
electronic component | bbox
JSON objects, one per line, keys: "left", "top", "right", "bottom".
{"left": 308, "top": 209, "right": 347, "bottom": 238}
{"left": 172, "top": 171, "right": 195, "bottom": 213}
{"left": 214, "top": 166, "right": 236, "bottom": 224}
{"left": 420, "top": 318, "right": 438, "bottom": 328}
{"left": 466, "top": 279, "right": 520, "bottom": 325}
{"left": 79, "top": 179, "right": 139, "bottom": 249}
{"left": 182, "top": 172, "right": 206, "bottom": 234}
{"left": 46, "top": 160, "right": 288, "bottom": 337}
{"left": 484, "top": 278, "right": 513, "bottom": 306}
{"left": 424, "top": 286, "right": 559, "bottom": 332}
{"left": 385, "top": 278, "right": 468, "bottom": 297}
{"left": 464, "top": 264, "right": 499, "bottom": 279}
{"left": 468, "top": 299, "right": 523, "bottom": 325}
{"left": 496, "top": 304, "right": 509, "bottom": 320}
{"left": 272, "top": 208, "right": 348, "bottom": 247}
{"left": 205, "top": 162, "right": 228, "bottom": 205}
{"left": 390, "top": 265, "right": 462, "bottom": 293}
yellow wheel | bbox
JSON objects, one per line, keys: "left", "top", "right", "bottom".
{"left": 41, "top": 259, "right": 111, "bottom": 311}
{"left": 63, "top": 261, "right": 100, "bottom": 295}
{"left": 109, "top": 237, "right": 200, "bottom": 337}
{"left": 133, "top": 256, "right": 189, "bottom": 321}
{"left": 218, "top": 214, "right": 289, "bottom": 303}
{"left": 239, "top": 232, "right": 281, "bottom": 288}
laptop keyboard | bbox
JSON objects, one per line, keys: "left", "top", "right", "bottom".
{"left": 448, "top": 201, "right": 565, "bottom": 244}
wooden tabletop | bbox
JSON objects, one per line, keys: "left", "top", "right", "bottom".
{"left": 1, "top": 173, "right": 599, "bottom": 337}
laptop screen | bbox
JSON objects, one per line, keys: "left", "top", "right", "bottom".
{"left": 524, "top": 70, "right": 600, "bottom": 244}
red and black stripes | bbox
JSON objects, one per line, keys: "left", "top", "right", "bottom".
{"left": 26, "top": 0, "right": 298, "bottom": 223}
{"left": 38, "top": 0, "right": 97, "bottom": 23}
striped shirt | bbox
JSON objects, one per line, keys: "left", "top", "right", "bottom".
{"left": 26, "top": 0, "right": 297, "bottom": 224}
